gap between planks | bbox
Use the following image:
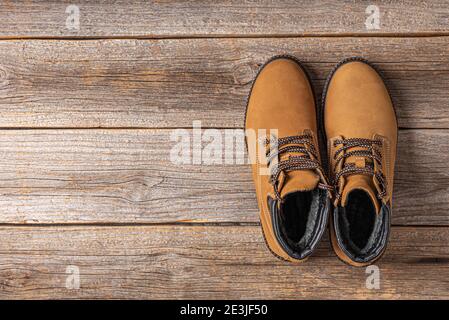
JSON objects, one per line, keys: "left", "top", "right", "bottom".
{"left": 0, "top": 223, "right": 446, "bottom": 229}
{"left": 0, "top": 127, "right": 443, "bottom": 131}
{"left": 1, "top": 32, "right": 449, "bottom": 41}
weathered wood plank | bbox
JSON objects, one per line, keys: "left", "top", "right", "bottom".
{"left": 0, "top": 37, "right": 448, "bottom": 129}
{"left": 0, "top": 225, "right": 447, "bottom": 299}
{"left": 0, "top": 1, "right": 448, "bottom": 37}
{"left": 0, "top": 129, "right": 446, "bottom": 225}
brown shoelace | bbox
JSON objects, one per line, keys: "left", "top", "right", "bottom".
{"left": 332, "top": 137, "right": 387, "bottom": 202}
{"left": 264, "top": 134, "right": 332, "bottom": 201}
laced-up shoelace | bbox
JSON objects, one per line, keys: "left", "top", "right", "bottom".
{"left": 264, "top": 134, "right": 332, "bottom": 202}
{"left": 332, "top": 138, "right": 387, "bottom": 202}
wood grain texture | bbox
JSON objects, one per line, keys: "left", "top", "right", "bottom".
{"left": 0, "top": 0, "right": 448, "bottom": 37}
{"left": 0, "top": 129, "right": 446, "bottom": 225}
{"left": 0, "top": 37, "right": 448, "bottom": 129}
{"left": 0, "top": 0, "right": 447, "bottom": 302}
{"left": 0, "top": 225, "right": 447, "bottom": 299}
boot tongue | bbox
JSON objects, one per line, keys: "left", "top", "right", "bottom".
{"left": 278, "top": 170, "right": 319, "bottom": 199}
{"left": 341, "top": 175, "right": 381, "bottom": 214}
{"left": 273, "top": 140, "right": 320, "bottom": 200}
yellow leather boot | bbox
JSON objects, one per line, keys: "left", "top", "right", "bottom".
{"left": 246, "top": 56, "right": 331, "bottom": 262}
{"left": 322, "top": 57, "right": 398, "bottom": 266}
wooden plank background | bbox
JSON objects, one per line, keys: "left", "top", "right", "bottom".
{"left": 0, "top": 226, "right": 448, "bottom": 299}
{"left": 0, "top": 37, "right": 448, "bottom": 129}
{"left": 0, "top": 1, "right": 448, "bottom": 299}
{"left": 0, "top": 0, "right": 448, "bottom": 37}
{"left": 0, "top": 129, "right": 447, "bottom": 225}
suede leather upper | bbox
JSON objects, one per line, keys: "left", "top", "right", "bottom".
{"left": 325, "top": 61, "right": 397, "bottom": 206}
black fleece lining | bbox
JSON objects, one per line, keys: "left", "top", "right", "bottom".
{"left": 343, "top": 190, "right": 376, "bottom": 250}
{"left": 278, "top": 189, "right": 321, "bottom": 252}
{"left": 337, "top": 189, "right": 384, "bottom": 259}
